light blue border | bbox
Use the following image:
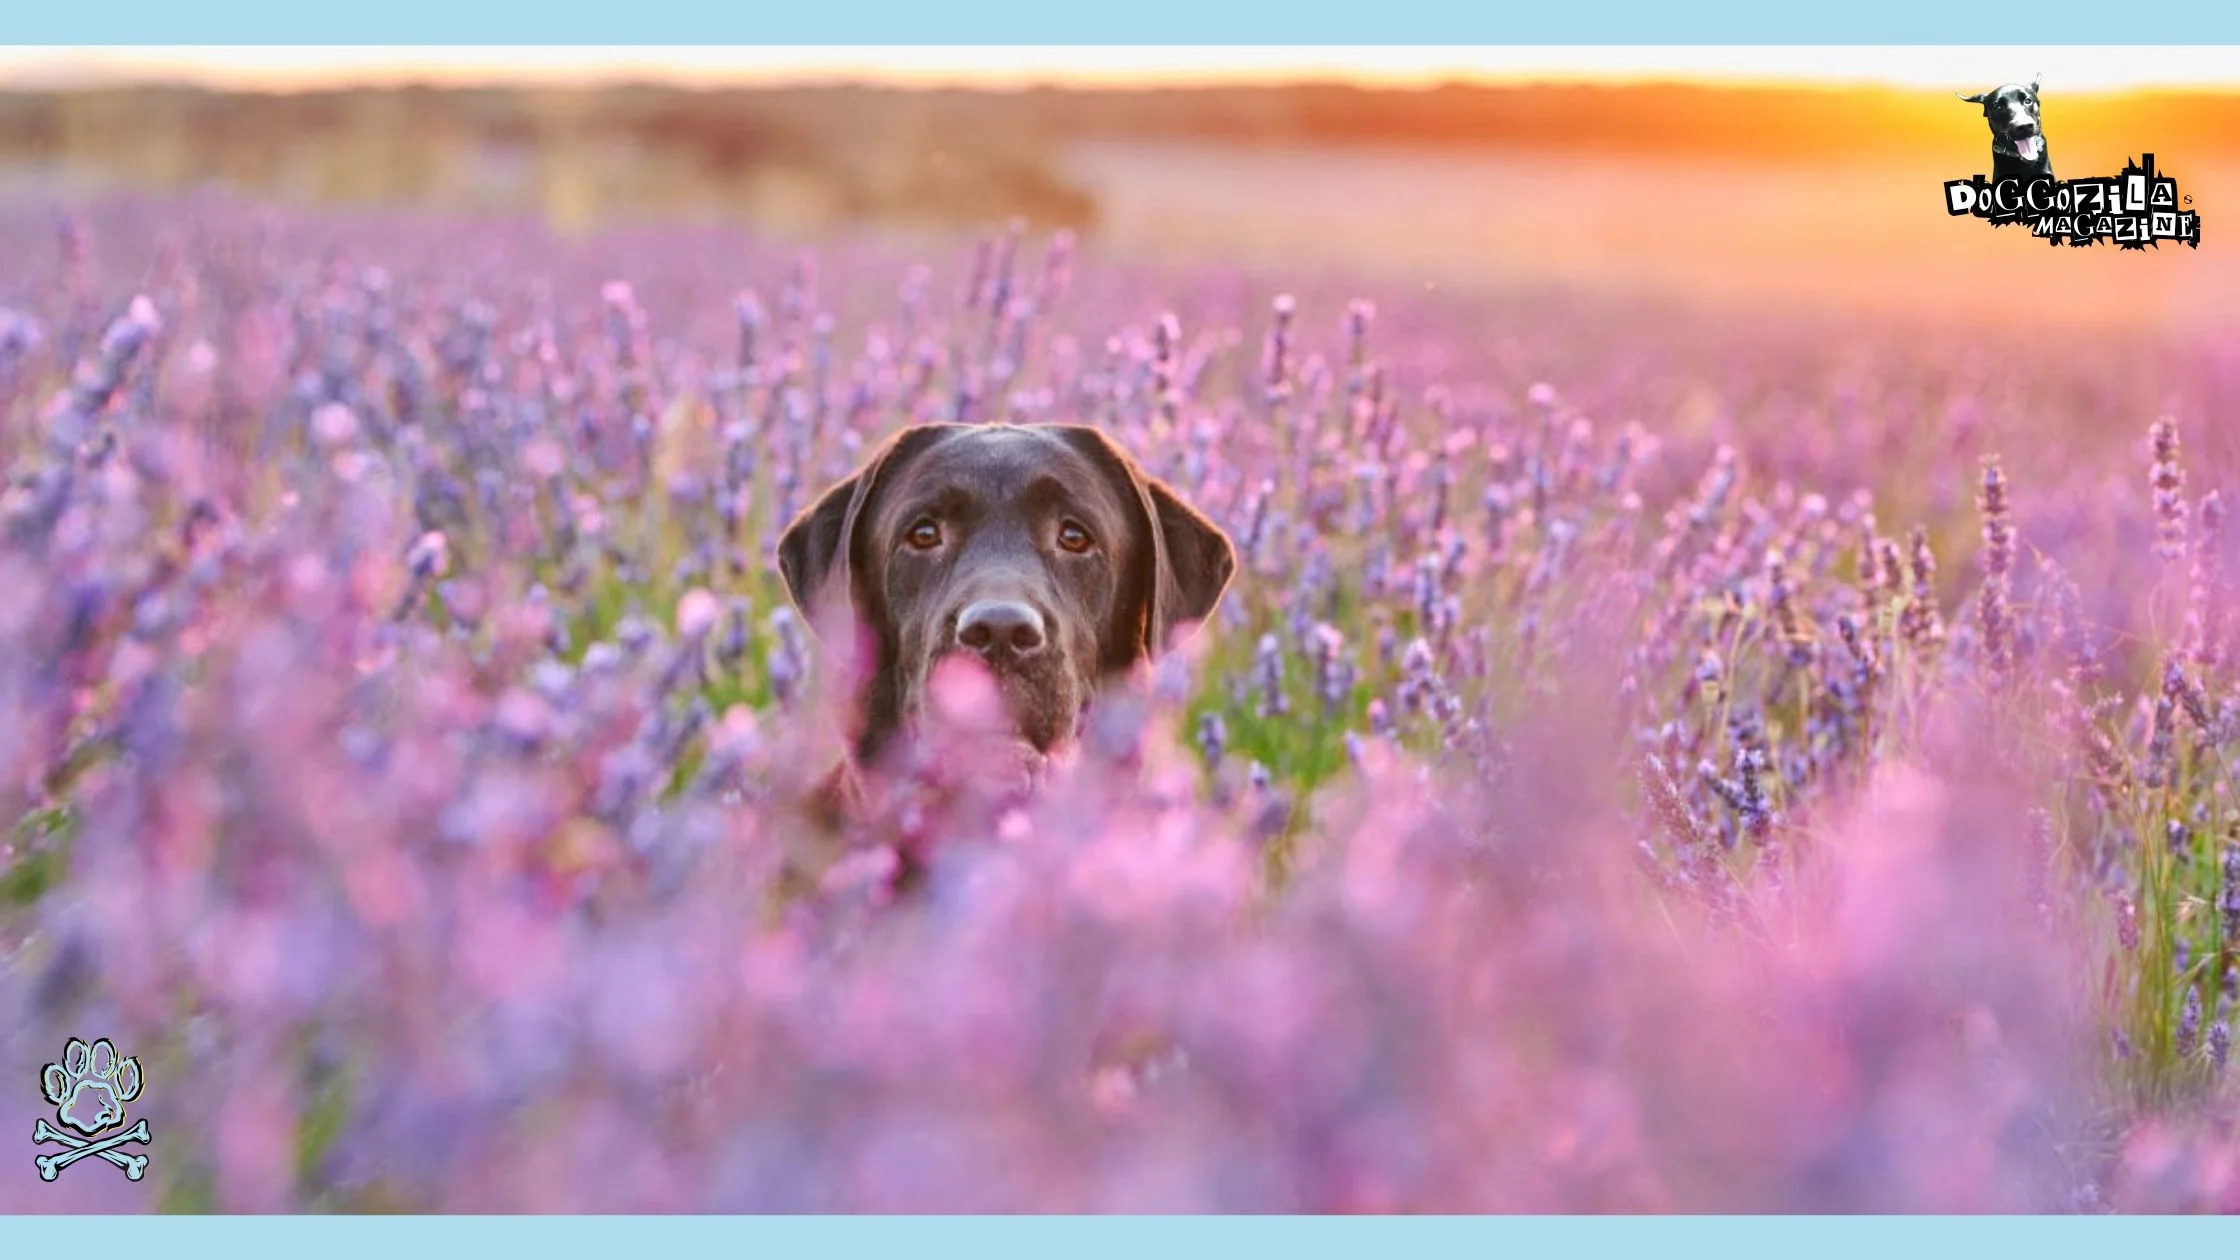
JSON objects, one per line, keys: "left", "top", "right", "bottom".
{"left": 4, "top": 1216, "right": 2233, "bottom": 1249}
{"left": 8, "top": 9, "right": 2233, "bottom": 1242}
{"left": 3, "top": 4, "right": 2240, "bottom": 43}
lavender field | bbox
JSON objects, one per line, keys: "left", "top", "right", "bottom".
{"left": 2, "top": 190, "right": 2238, "bottom": 1212}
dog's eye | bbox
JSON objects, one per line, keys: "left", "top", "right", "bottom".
{"left": 904, "top": 520, "right": 943, "bottom": 551}
{"left": 1056, "top": 521, "right": 1095, "bottom": 554}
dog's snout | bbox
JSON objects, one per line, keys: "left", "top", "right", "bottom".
{"left": 956, "top": 600, "right": 1048, "bottom": 659}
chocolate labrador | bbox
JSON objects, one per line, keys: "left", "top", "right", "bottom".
{"left": 778, "top": 422, "right": 1236, "bottom": 786}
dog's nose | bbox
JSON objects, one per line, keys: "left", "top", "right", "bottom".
{"left": 956, "top": 600, "right": 1047, "bottom": 659}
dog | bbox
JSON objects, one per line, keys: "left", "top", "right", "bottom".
{"left": 777, "top": 422, "right": 1236, "bottom": 837}
{"left": 1960, "top": 75, "right": 2054, "bottom": 185}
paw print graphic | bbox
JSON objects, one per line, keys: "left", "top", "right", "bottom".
{"left": 42, "top": 1037, "right": 142, "bottom": 1135}
{"left": 34, "top": 1038, "right": 152, "bottom": 1182}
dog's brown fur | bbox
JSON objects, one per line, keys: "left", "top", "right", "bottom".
{"left": 773, "top": 422, "right": 1235, "bottom": 851}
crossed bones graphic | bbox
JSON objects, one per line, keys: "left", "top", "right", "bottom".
{"left": 33, "top": 1117, "right": 151, "bottom": 1182}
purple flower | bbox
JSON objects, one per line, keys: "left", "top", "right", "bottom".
{"left": 1976, "top": 456, "right": 2015, "bottom": 680}
{"left": 2150, "top": 418, "right": 2187, "bottom": 564}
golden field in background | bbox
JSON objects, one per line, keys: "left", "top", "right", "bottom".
{"left": 1, "top": 80, "right": 2232, "bottom": 333}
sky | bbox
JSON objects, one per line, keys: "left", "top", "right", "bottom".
{"left": 0, "top": 46, "right": 2236, "bottom": 93}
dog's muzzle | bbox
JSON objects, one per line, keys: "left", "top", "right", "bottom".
{"left": 2008, "top": 120, "right": 2043, "bottom": 163}
{"left": 955, "top": 599, "right": 1049, "bottom": 665}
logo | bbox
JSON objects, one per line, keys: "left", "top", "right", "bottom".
{"left": 1943, "top": 75, "right": 2203, "bottom": 249}
{"left": 34, "top": 1037, "right": 151, "bottom": 1182}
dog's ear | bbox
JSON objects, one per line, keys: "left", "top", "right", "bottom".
{"left": 1958, "top": 90, "right": 1989, "bottom": 104}
{"left": 776, "top": 478, "right": 857, "bottom": 620}
{"left": 2029, "top": 73, "right": 2041, "bottom": 98}
{"left": 776, "top": 424, "right": 954, "bottom": 630}
{"left": 1051, "top": 425, "right": 1237, "bottom": 655}
{"left": 1146, "top": 477, "right": 1237, "bottom": 644}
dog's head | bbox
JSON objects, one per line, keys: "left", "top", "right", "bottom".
{"left": 777, "top": 423, "right": 1235, "bottom": 765}
{"left": 1960, "top": 76, "right": 2047, "bottom": 166}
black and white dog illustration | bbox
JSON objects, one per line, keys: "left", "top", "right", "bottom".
{"left": 1960, "top": 75, "right": 2054, "bottom": 184}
